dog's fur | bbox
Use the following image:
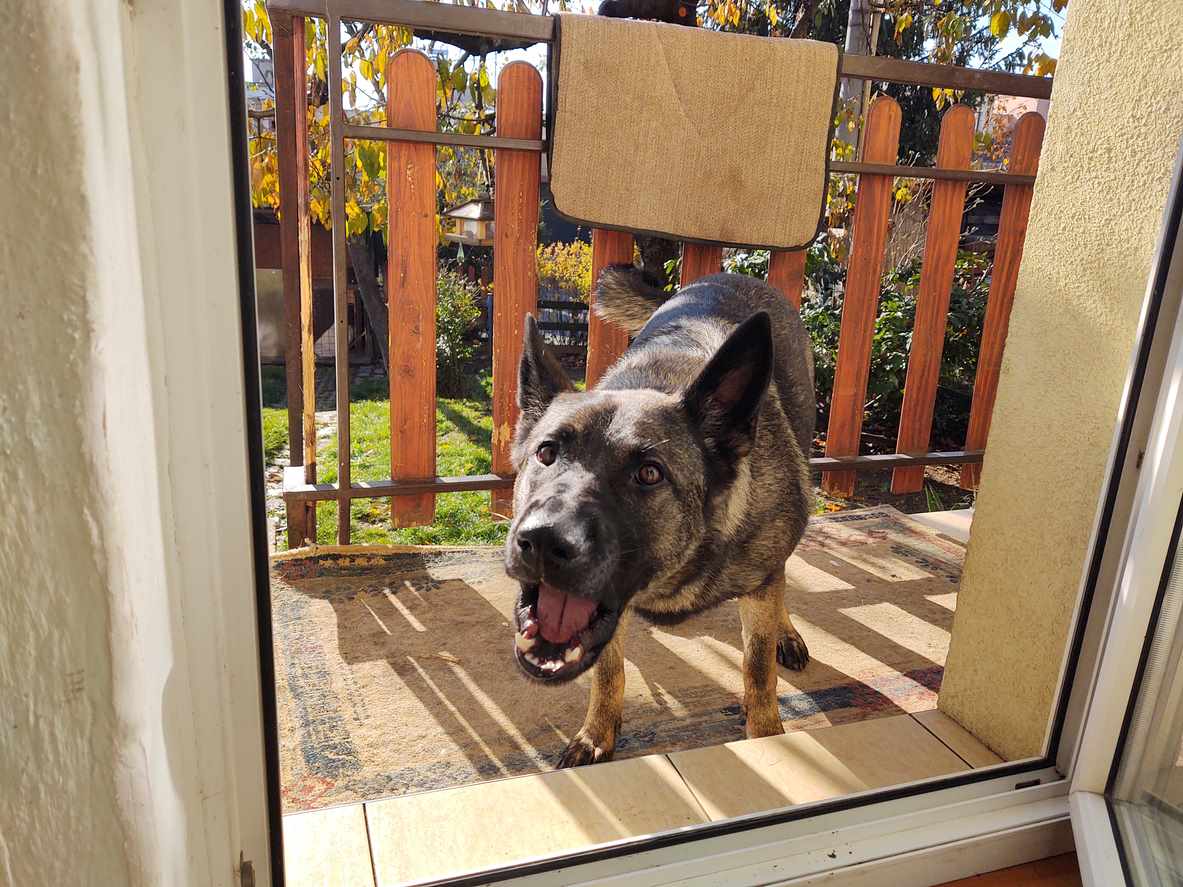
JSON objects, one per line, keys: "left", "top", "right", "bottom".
{"left": 504, "top": 266, "right": 815, "bottom": 767}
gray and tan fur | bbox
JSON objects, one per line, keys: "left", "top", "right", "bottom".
{"left": 505, "top": 266, "right": 815, "bottom": 767}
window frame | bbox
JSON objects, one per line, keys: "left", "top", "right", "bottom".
{"left": 208, "top": 1, "right": 1183, "bottom": 881}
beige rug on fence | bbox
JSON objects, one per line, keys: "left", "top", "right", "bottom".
{"left": 271, "top": 506, "right": 966, "bottom": 813}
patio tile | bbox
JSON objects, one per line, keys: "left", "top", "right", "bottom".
{"left": 914, "top": 708, "right": 1004, "bottom": 768}
{"left": 668, "top": 714, "right": 969, "bottom": 821}
{"left": 365, "top": 754, "right": 707, "bottom": 886}
{"left": 282, "top": 803, "right": 375, "bottom": 887}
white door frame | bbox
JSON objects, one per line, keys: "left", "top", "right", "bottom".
{"left": 87, "top": 0, "right": 278, "bottom": 882}
{"left": 1067, "top": 142, "right": 1183, "bottom": 886}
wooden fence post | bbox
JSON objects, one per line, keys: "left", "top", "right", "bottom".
{"left": 681, "top": 244, "right": 723, "bottom": 285}
{"left": 491, "top": 62, "right": 543, "bottom": 520}
{"left": 961, "top": 112, "right": 1045, "bottom": 489}
{"left": 586, "top": 229, "right": 635, "bottom": 386}
{"left": 822, "top": 95, "right": 902, "bottom": 496}
{"left": 274, "top": 12, "right": 317, "bottom": 546}
{"left": 768, "top": 249, "right": 807, "bottom": 309}
{"left": 387, "top": 50, "right": 439, "bottom": 527}
{"left": 891, "top": 104, "right": 975, "bottom": 493}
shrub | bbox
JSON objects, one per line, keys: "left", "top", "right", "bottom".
{"left": 803, "top": 248, "right": 991, "bottom": 448}
{"left": 537, "top": 240, "right": 593, "bottom": 301}
{"left": 436, "top": 269, "right": 482, "bottom": 396}
{"left": 725, "top": 243, "right": 990, "bottom": 450}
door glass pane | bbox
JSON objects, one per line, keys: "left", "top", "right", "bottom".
{"left": 1112, "top": 502, "right": 1183, "bottom": 884}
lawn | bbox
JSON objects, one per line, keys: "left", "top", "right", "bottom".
{"left": 261, "top": 369, "right": 508, "bottom": 548}
{"left": 258, "top": 365, "right": 970, "bottom": 551}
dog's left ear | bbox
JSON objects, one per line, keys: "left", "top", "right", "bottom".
{"left": 518, "top": 315, "right": 574, "bottom": 429}
{"left": 682, "top": 311, "right": 773, "bottom": 459}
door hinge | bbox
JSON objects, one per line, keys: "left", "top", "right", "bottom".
{"left": 240, "top": 852, "right": 256, "bottom": 887}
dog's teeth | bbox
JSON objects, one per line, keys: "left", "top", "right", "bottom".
{"left": 516, "top": 633, "right": 536, "bottom": 652}
{"left": 545, "top": 659, "right": 563, "bottom": 672}
{"left": 564, "top": 645, "right": 582, "bottom": 664}
{"left": 524, "top": 653, "right": 542, "bottom": 666}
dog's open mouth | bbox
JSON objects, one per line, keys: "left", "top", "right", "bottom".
{"left": 513, "top": 582, "right": 618, "bottom": 681}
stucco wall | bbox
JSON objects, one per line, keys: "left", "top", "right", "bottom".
{"left": 0, "top": 4, "right": 135, "bottom": 883}
{"left": 939, "top": 0, "right": 1183, "bottom": 759}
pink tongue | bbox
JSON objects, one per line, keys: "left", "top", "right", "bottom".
{"left": 536, "top": 584, "right": 597, "bottom": 644}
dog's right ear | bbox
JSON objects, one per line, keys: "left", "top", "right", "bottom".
{"left": 518, "top": 315, "right": 574, "bottom": 430}
{"left": 682, "top": 311, "right": 773, "bottom": 460}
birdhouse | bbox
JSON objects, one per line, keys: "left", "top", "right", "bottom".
{"left": 443, "top": 195, "right": 495, "bottom": 246}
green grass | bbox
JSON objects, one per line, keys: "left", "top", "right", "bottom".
{"left": 261, "top": 407, "right": 289, "bottom": 464}
{"left": 262, "top": 371, "right": 508, "bottom": 548}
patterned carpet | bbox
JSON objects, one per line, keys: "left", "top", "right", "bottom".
{"left": 270, "top": 506, "right": 966, "bottom": 813}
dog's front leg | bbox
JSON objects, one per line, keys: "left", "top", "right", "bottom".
{"left": 738, "top": 578, "right": 787, "bottom": 740}
{"left": 557, "top": 630, "right": 625, "bottom": 768}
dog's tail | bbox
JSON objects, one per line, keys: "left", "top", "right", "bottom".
{"left": 592, "top": 264, "right": 669, "bottom": 336}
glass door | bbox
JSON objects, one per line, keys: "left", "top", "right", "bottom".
{"left": 1111, "top": 513, "right": 1183, "bottom": 884}
{"left": 1072, "top": 136, "right": 1183, "bottom": 886}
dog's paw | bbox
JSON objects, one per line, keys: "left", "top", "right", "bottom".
{"left": 556, "top": 731, "right": 615, "bottom": 769}
{"left": 777, "top": 630, "right": 810, "bottom": 671}
{"left": 741, "top": 701, "right": 786, "bottom": 739}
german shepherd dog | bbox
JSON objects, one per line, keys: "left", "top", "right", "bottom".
{"left": 505, "top": 266, "right": 814, "bottom": 767}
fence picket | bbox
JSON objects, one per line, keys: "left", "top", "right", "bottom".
{"left": 586, "top": 229, "right": 635, "bottom": 386}
{"left": 768, "top": 249, "right": 806, "bottom": 309}
{"left": 961, "top": 112, "right": 1045, "bottom": 489}
{"left": 491, "top": 62, "right": 544, "bottom": 519}
{"left": 387, "top": 50, "right": 438, "bottom": 527}
{"left": 681, "top": 244, "right": 723, "bottom": 285}
{"left": 822, "top": 95, "right": 903, "bottom": 496}
{"left": 274, "top": 13, "right": 318, "bottom": 546}
{"left": 891, "top": 105, "right": 975, "bottom": 493}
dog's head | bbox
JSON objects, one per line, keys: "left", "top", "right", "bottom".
{"left": 505, "top": 312, "right": 773, "bottom": 682}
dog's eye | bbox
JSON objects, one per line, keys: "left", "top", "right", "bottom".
{"left": 536, "top": 443, "right": 558, "bottom": 466}
{"left": 636, "top": 462, "right": 664, "bottom": 486}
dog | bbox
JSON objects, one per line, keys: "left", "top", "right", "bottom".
{"left": 504, "top": 265, "right": 815, "bottom": 767}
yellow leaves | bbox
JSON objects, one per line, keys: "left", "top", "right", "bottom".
{"left": 310, "top": 196, "right": 330, "bottom": 227}
{"left": 931, "top": 87, "right": 956, "bottom": 110}
{"left": 989, "top": 9, "right": 1011, "bottom": 38}
{"left": 707, "top": 0, "right": 741, "bottom": 27}
{"left": 1032, "top": 52, "right": 1057, "bottom": 76}
{"left": 359, "top": 57, "right": 373, "bottom": 81}
{"left": 893, "top": 11, "right": 913, "bottom": 38}
{"left": 345, "top": 198, "right": 369, "bottom": 236}
{"left": 242, "top": 1, "right": 271, "bottom": 46}
{"left": 369, "top": 201, "right": 387, "bottom": 235}
{"left": 767, "top": 4, "right": 778, "bottom": 27}
{"left": 536, "top": 241, "right": 594, "bottom": 301}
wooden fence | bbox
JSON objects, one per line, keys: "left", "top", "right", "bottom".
{"left": 268, "top": 0, "right": 1049, "bottom": 546}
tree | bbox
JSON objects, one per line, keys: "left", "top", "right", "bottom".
{"left": 242, "top": 0, "right": 536, "bottom": 369}
{"left": 242, "top": 2, "right": 521, "bottom": 242}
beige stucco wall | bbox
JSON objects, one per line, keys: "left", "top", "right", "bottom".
{"left": 939, "top": 0, "right": 1183, "bottom": 759}
{"left": 0, "top": 4, "right": 136, "bottom": 883}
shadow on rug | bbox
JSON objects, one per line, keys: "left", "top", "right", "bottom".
{"left": 270, "top": 506, "right": 966, "bottom": 812}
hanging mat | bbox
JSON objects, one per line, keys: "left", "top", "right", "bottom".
{"left": 548, "top": 14, "right": 840, "bottom": 251}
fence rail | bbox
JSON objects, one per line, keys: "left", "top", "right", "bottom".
{"left": 268, "top": 0, "right": 1049, "bottom": 545}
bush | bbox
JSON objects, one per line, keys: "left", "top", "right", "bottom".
{"left": 803, "top": 248, "right": 991, "bottom": 448}
{"left": 537, "top": 240, "right": 593, "bottom": 301}
{"left": 436, "top": 269, "right": 482, "bottom": 396}
{"left": 725, "top": 243, "right": 990, "bottom": 449}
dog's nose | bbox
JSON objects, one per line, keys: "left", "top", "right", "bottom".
{"left": 515, "top": 523, "right": 581, "bottom": 573}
